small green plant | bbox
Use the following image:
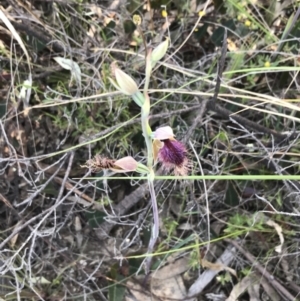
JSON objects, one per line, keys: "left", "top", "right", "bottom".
{"left": 164, "top": 217, "right": 179, "bottom": 237}
{"left": 217, "top": 271, "right": 232, "bottom": 286}
{"left": 223, "top": 213, "right": 265, "bottom": 235}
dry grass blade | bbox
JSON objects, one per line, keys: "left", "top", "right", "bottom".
{"left": 0, "top": 7, "right": 32, "bottom": 92}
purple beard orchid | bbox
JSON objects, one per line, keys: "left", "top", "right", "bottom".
{"left": 153, "top": 126, "right": 189, "bottom": 176}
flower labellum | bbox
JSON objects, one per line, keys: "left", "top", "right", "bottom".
{"left": 157, "top": 138, "right": 189, "bottom": 176}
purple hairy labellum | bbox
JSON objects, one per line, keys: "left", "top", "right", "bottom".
{"left": 157, "top": 138, "right": 189, "bottom": 176}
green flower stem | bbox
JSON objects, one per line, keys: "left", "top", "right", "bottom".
{"left": 141, "top": 94, "right": 153, "bottom": 167}
{"left": 141, "top": 93, "right": 159, "bottom": 274}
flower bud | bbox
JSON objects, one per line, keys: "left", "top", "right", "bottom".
{"left": 115, "top": 68, "right": 138, "bottom": 94}
{"left": 112, "top": 156, "right": 138, "bottom": 172}
{"left": 109, "top": 68, "right": 144, "bottom": 107}
{"left": 151, "top": 39, "right": 169, "bottom": 67}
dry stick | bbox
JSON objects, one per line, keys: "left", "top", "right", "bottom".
{"left": 213, "top": 29, "right": 228, "bottom": 100}
{"left": 206, "top": 100, "right": 293, "bottom": 143}
{"left": 186, "top": 29, "right": 228, "bottom": 139}
{"left": 10, "top": 21, "right": 65, "bottom": 54}
{"left": 227, "top": 239, "right": 297, "bottom": 301}
{"left": 54, "top": 176, "right": 94, "bottom": 203}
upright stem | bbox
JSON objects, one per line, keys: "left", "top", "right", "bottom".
{"left": 146, "top": 176, "right": 159, "bottom": 272}
{"left": 141, "top": 97, "right": 153, "bottom": 167}
{"left": 141, "top": 93, "right": 159, "bottom": 274}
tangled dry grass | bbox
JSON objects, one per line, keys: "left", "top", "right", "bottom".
{"left": 1, "top": 0, "right": 300, "bottom": 300}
